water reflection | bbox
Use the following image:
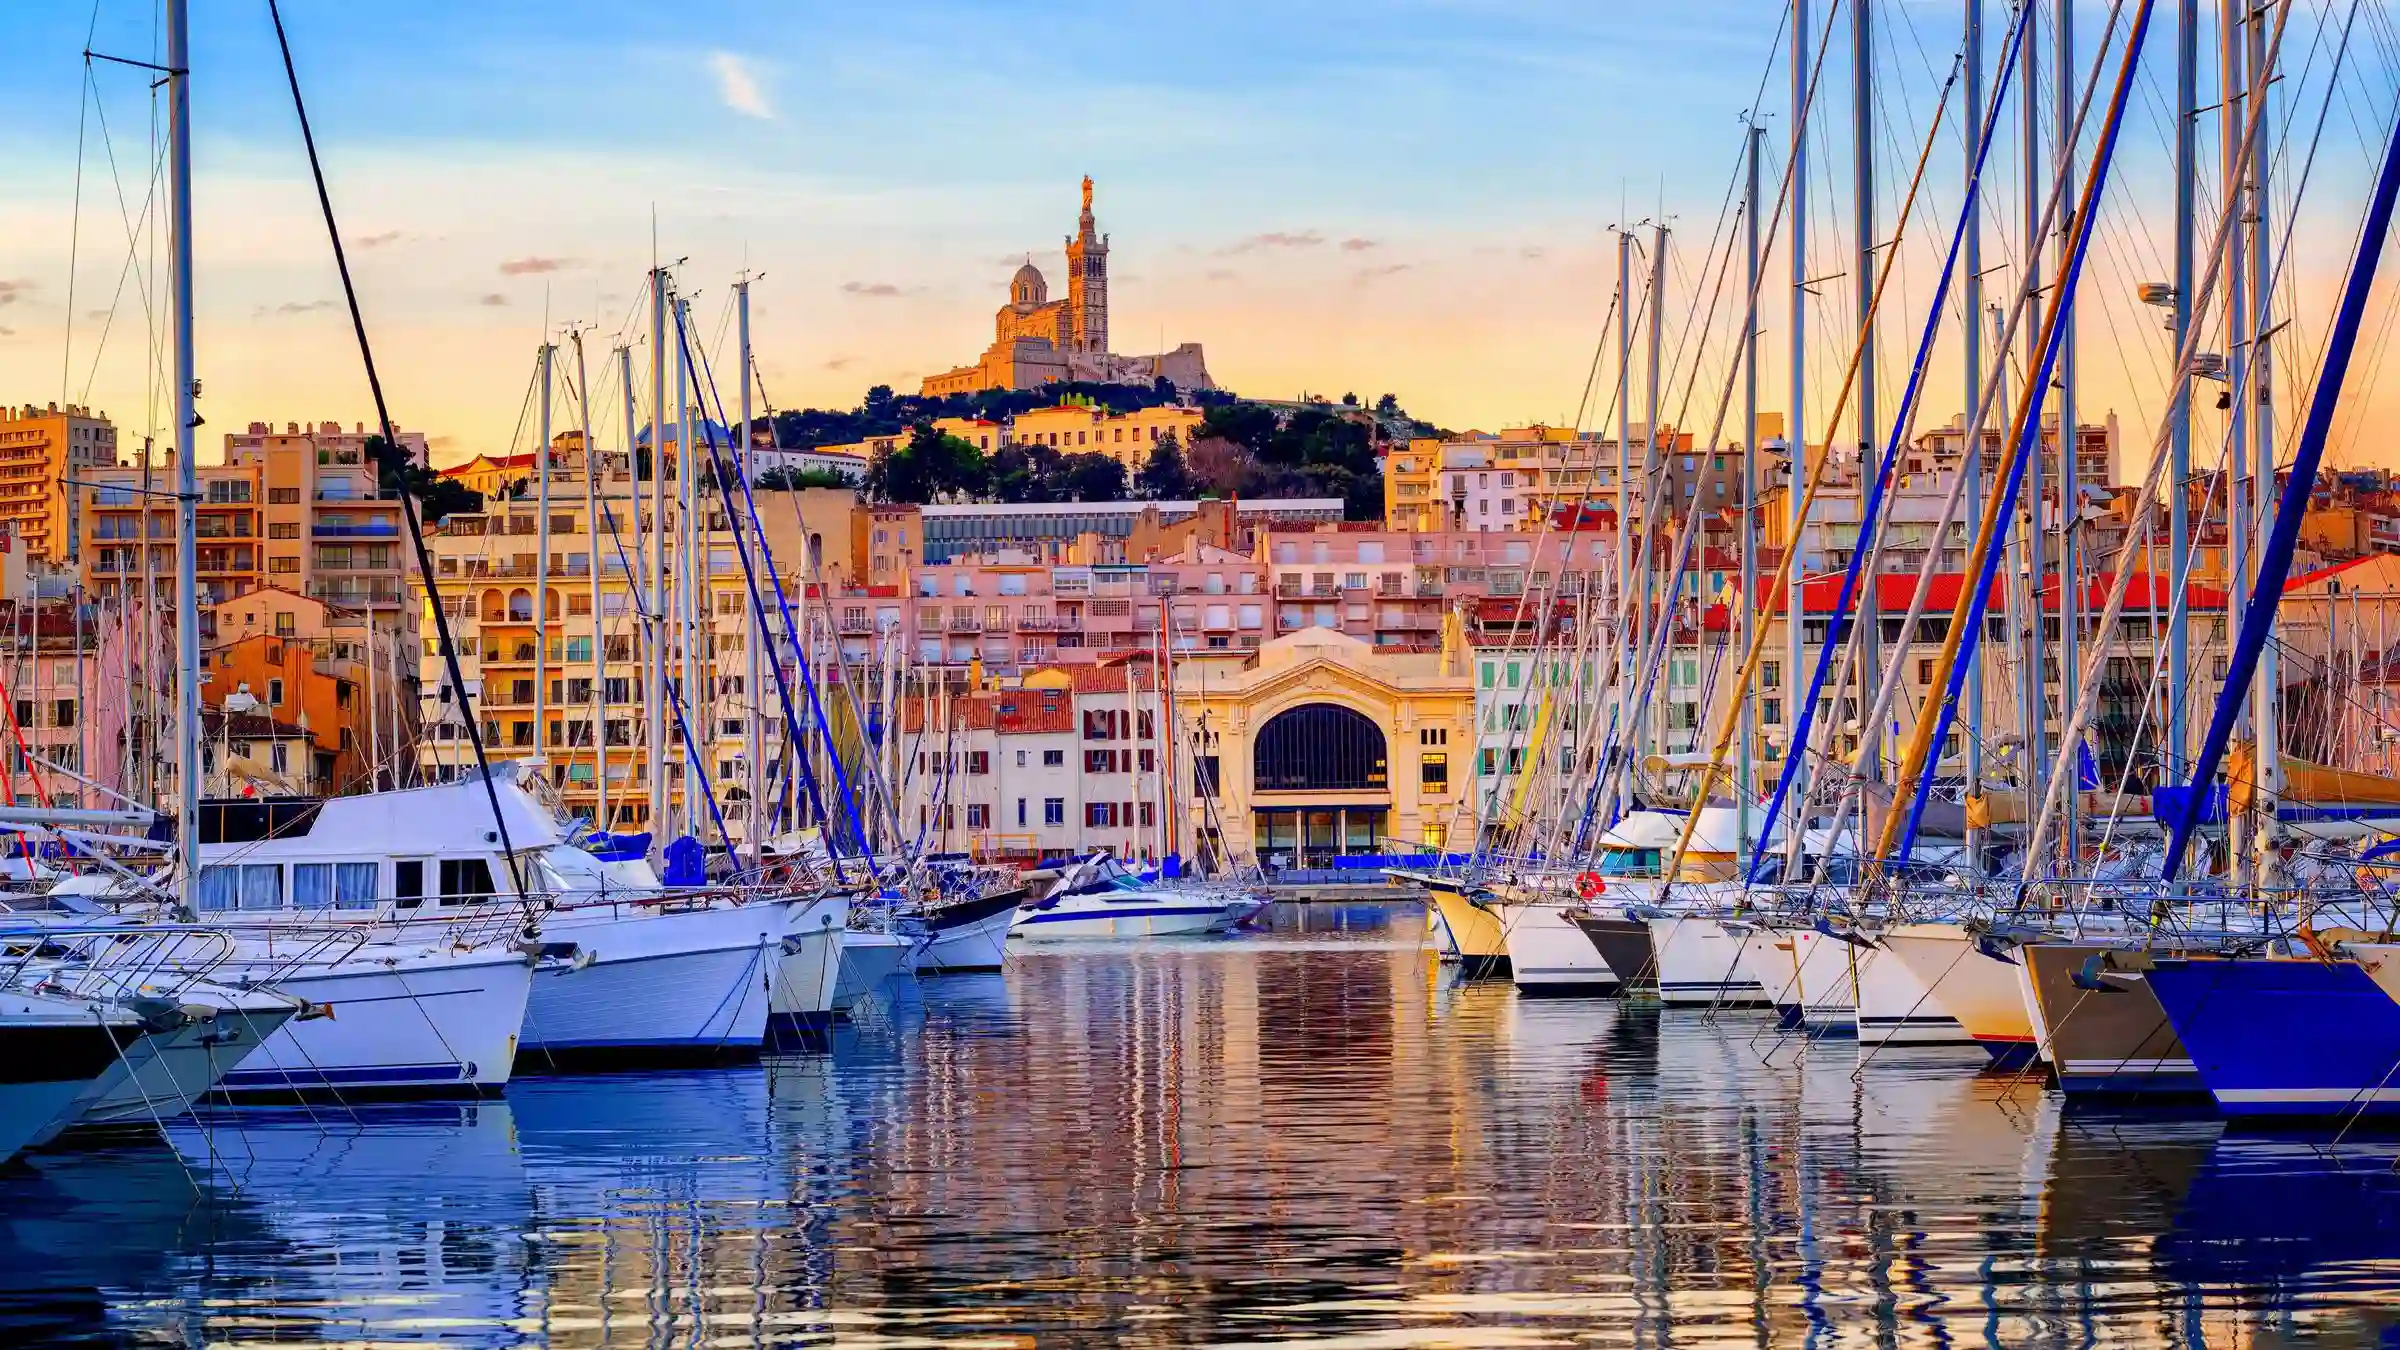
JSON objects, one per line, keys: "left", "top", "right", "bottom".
{"left": 0, "top": 902, "right": 2395, "bottom": 1346}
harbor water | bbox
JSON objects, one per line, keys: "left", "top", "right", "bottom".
{"left": 5, "top": 902, "right": 2399, "bottom": 1348}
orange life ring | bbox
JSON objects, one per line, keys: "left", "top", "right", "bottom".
{"left": 1575, "top": 871, "right": 1603, "bottom": 899}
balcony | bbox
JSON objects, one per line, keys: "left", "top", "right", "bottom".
{"left": 1017, "top": 615, "right": 1058, "bottom": 631}
{"left": 313, "top": 522, "right": 400, "bottom": 538}
{"left": 947, "top": 615, "right": 983, "bottom": 632}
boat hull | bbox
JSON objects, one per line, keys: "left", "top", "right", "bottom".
{"left": 769, "top": 896, "right": 850, "bottom": 1041}
{"left": 909, "top": 890, "right": 1020, "bottom": 975}
{"left": 522, "top": 901, "right": 788, "bottom": 1064}
{"left": 1420, "top": 881, "right": 1509, "bottom": 976}
{"left": 2148, "top": 956, "right": 2400, "bottom": 1118}
{"left": 60, "top": 1007, "right": 296, "bottom": 1135}
{"left": 1570, "top": 913, "right": 1655, "bottom": 994}
{"left": 2019, "top": 943, "right": 2199, "bottom": 1095}
{"left": 0, "top": 1011, "right": 140, "bottom": 1164}
{"left": 1648, "top": 914, "right": 1770, "bottom": 1006}
{"left": 832, "top": 931, "right": 913, "bottom": 1013}
{"left": 1012, "top": 895, "right": 1250, "bottom": 941}
{"left": 1500, "top": 901, "right": 1619, "bottom": 994}
{"left": 1851, "top": 937, "right": 1976, "bottom": 1048}
{"left": 211, "top": 947, "right": 534, "bottom": 1099}
{"left": 1878, "top": 923, "right": 2040, "bottom": 1065}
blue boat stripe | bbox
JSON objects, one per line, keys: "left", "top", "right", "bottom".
{"left": 220, "top": 1062, "right": 468, "bottom": 1087}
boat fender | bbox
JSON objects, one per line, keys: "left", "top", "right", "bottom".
{"left": 2069, "top": 954, "right": 2128, "bottom": 993}
{"left": 1575, "top": 872, "right": 1604, "bottom": 899}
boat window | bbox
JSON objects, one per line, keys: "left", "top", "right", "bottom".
{"left": 239, "top": 864, "right": 283, "bottom": 911}
{"left": 394, "top": 859, "right": 426, "bottom": 909}
{"left": 292, "top": 863, "right": 335, "bottom": 908}
{"left": 439, "top": 858, "right": 495, "bottom": 903}
{"left": 335, "top": 862, "right": 378, "bottom": 908}
{"left": 197, "top": 865, "right": 238, "bottom": 911}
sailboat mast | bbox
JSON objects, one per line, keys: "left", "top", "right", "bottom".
{"left": 676, "top": 297, "right": 701, "bottom": 843}
{"left": 572, "top": 335, "right": 604, "bottom": 828}
{"left": 1785, "top": 0, "right": 1810, "bottom": 870}
{"left": 1644, "top": 222, "right": 1666, "bottom": 769}
{"left": 2169, "top": 0, "right": 2197, "bottom": 787}
{"left": 2015, "top": 5, "right": 2045, "bottom": 851}
{"left": 1961, "top": 0, "right": 1986, "bottom": 873}
{"left": 738, "top": 278, "right": 763, "bottom": 866}
{"left": 1852, "top": 0, "right": 1880, "bottom": 782}
{"left": 2055, "top": 0, "right": 2081, "bottom": 867}
{"left": 2246, "top": 6, "right": 2280, "bottom": 877}
{"left": 1615, "top": 228, "right": 1634, "bottom": 821}
{"left": 647, "top": 270, "right": 669, "bottom": 840}
{"left": 166, "top": 0, "right": 200, "bottom": 911}
{"left": 535, "top": 341, "right": 553, "bottom": 762}
{"left": 1740, "top": 121, "right": 1763, "bottom": 857}
{"left": 2220, "top": 0, "right": 2250, "bottom": 881}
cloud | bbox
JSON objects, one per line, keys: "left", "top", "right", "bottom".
{"left": 709, "top": 52, "right": 774, "bottom": 120}
{"left": 428, "top": 434, "right": 457, "bottom": 448}
{"left": 822, "top": 356, "right": 858, "bottom": 370}
{"left": 498, "top": 256, "right": 572, "bottom": 276}
{"left": 1353, "top": 263, "right": 1412, "bottom": 283}
{"left": 258, "top": 299, "right": 336, "bottom": 317}
{"left": 1222, "top": 230, "right": 1326, "bottom": 254}
{"left": 355, "top": 230, "right": 403, "bottom": 249}
{"left": 0, "top": 327, "right": 15, "bottom": 338}
{"left": 841, "top": 281, "right": 908, "bottom": 298}
{"left": 1339, "top": 237, "right": 1379, "bottom": 252}
{"left": 478, "top": 293, "right": 509, "bottom": 307}
{"left": 1520, "top": 245, "right": 1549, "bottom": 261}
{"left": 1204, "top": 269, "right": 1238, "bottom": 283}
{"left": 0, "top": 280, "right": 30, "bottom": 307}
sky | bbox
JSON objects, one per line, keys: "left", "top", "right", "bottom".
{"left": 1, "top": 1, "right": 2395, "bottom": 475}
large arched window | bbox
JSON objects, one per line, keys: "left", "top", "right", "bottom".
{"left": 1254, "top": 704, "right": 1388, "bottom": 791}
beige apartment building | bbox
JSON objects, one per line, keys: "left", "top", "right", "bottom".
{"left": 79, "top": 420, "right": 422, "bottom": 629}
{"left": 409, "top": 432, "right": 854, "bottom": 840}
{"left": 0, "top": 403, "right": 118, "bottom": 561}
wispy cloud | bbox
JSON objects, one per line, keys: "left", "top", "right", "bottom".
{"left": 0, "top": 327, "right": 16, "bottom": 338}
{"left": 841, "top": 281, "right": 908, "bottom": 299}
{"left": 709, "top": 52, "right": 774, "bottom": 120}
{"left": 0, "top": 280, "right": 31, "bottom": 307}
{"left": 256, "top": 299, "right": 337, "bottom": 318}
{"left": 1339, "top": 237, "right": 1379, "bottom": 252}
{"left": 1204, "top": 269, "right": 1238, "bottom": 283}
{"left": 822, "top": 356, "right": 859, "bottom": 370}
{"left": 1223, "top": 230, "right": 1325, "bottom": 254}
{"left": 478, "top": 293, "right": 509, "bottom": 307}
{"left": 1353, "top": 263, "right": 1412, "bottom": 284}
{"left": 498, "top": 256, "right": 572, "bottom": 276}
{"left": 355, "top": 230, "right": 404, "bottom": 250}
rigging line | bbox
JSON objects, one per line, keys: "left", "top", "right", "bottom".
{"left": 63, "top": 58, "right": 94, "bottom": 408}
{"left": 263, "top": 0, "right": 532, "bottom": 911}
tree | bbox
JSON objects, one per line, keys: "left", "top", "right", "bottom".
{"left": 865, "top": 422, "right": 988, "bottom": 503}
{"left": 1134, "top": 432, "right": 1195, "bottom": 500}
{"left": 1054, "top": 452, "right": 1127, "bottom": 502}
{"left": 366, "top": 434, "right": 482, "bottom": 524}
{"left": 1375, "top": 392, "right": 1400, "bottom": 417}
{"left": 755, "top": 466, "right": 858, "bottom": 491}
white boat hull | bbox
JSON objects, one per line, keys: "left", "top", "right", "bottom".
{"left": 1785, "top": 930, "right": 1862, "bottom": 1034}
{"left": 523, "top": 900, "right": 785, "bottom": 1061}
{"left": 833, "top": 930, "right": 913, "bottom": 1013}
{"left": 1499, "top": 900, "right": 1619, "bottom": 994}
{"left": 908, "top": 892, "right": 1021, "bottom": 974}
{"left": 212, "top": 946, "right": 534, "bottom": 1098}
{"left": 1852, "top": 937, "right": 1976, "bottom": 1048}
{"left": 1649, "top": 914, "right": 1770, "bottom": 1006}
{"left": 62, "top": 1006, "right": 297, "bottom": 1134}
{"left": 1011, "top": 894, "right": 1250, "bottom": 941}
{"left": 769, "top": 896, "right": 851, "bottom": 1038}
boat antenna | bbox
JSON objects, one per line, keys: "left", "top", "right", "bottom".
{"left": 264, "top": 0, "right": 530, "bottom": 907}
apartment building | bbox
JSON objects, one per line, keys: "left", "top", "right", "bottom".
{"left": 0, "top": 403, "right": 118, "bottom": 562}
{"left": 79, "top": 421, "right": 419, "bottom": 623}
{"left": 205, "top": 586, "right": 416, "bottom": 794}
{"left": 408, "top": 433, "right": 842, "bottom": 841}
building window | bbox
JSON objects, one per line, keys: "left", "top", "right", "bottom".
{"left": 1253, "top": 704, "right": 1387, "bottom": 791}
{"left": 269, "top": 488, "right": 301, "bottom": 504}
{"left": 1043, "top": 749, "right": 1065, "bottom": 767}
{"left": 1421, "top": 727, "right": 1446, "bottom": 746}
{"left": 1044, "top": 797, "right": 1066, "bottom": 826}
{"left": 966, "top": 803, "right": 991, "bottom": 829}
{"left": 1086, "top": 801, "right": 1118, "bottom": 827}
{"left": 1421, "top": 752, "right": 1449, "bottom": 792}
{"left": 967, "top": 751, "right": 990, "bottom": 775}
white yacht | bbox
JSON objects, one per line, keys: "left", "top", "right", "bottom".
{"left": 1011, "top": 855, "right": 1267, "bottom": 941}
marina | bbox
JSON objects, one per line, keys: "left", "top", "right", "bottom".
{"left": 4, "top": 908, "right": 2399, "bottom": 1347}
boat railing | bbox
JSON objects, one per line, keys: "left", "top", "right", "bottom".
{"left": 0, "top": 921, "right": 242, "bottom": 1002}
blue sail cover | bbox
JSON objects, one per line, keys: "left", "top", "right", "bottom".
{"left": 583, "top": 831, "right": 652, "bottom": 862}
{"left": 661, "top": 835, "right": 708, "bottom": 887}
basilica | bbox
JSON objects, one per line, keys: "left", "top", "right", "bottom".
{"left": 920, "top": 178, "right": 1214, "bottom": 397}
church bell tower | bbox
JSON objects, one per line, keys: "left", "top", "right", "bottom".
{"left": 1065, "top": 176, "right": 1109, "bottom": 354}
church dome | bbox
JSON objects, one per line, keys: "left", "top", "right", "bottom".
{"left": 1010, "top": 261, "right": 1048, "bottom": 306}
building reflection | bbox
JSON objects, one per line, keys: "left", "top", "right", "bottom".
{"left": 27, "top": 921, "right": 2400, "bottom": 1346}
